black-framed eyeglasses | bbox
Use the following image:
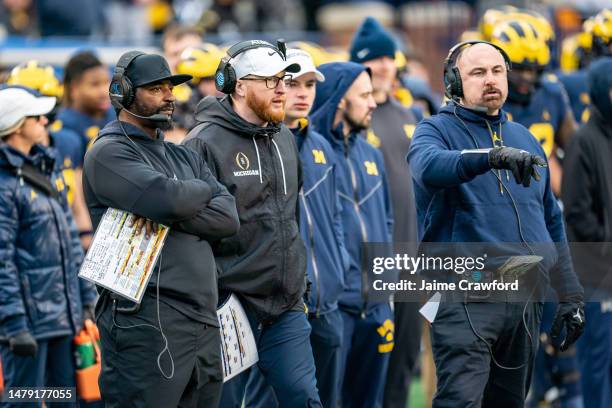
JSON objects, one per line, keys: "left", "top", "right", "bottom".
{"left": 241, "top": 74, "right": 293, "bottom": 89}
{"left": 26, "top": 115, "right": 42, "bottom": 121}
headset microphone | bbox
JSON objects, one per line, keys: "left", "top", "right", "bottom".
{"left": 123, "top": 108, "right": 172, "bottom": 123}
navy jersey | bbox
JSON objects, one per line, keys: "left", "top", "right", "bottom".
{"left": 504, "top": 75, "right": 571, "bottom": 158}
{"left": 558, "top": 69, "right": 590, "bottom": 124}
{"left": 48, "top": 121, "right": 84, "bottom": 206}
{"left": 56, "top": 107, "right": 115, "bottom": 159}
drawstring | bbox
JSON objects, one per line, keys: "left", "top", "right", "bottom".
{"left": 271, "top": 139, "right": 287, "bottom": 195}
{"left": 252, "top": 137, "right": 263, "bottom": 184}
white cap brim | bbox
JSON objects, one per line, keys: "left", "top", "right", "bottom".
{"left": 285, "top": 49, "right": 325, "bottom": 82}
{"left": 26, "top": 96, "right": 56, "bottom": 117}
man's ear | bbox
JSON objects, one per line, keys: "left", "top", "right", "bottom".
{"left": 337, "top": 97, "right": 346, "bottom": 111}
{"left": 234, "top": 80, "right": 247, "bottom": 98}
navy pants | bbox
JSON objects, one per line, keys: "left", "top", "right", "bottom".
{"left": 244, "top": 309, "right": 343, "bottom": 408}
{"left": 339, "top": 304, "right": 394, "bottom": 408}
{"left": 576, "top": 301, "right": 612, "bottom": 408}
{"left": 0, "top": 336, "right": 76, "bottom": 408}
{"left": 431, "top": 301, "right": 542, "bottom": 408}
{"left": 219, "top": 310, "right": 322, "bottom": 408}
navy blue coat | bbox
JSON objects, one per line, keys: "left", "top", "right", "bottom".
{"left": 0, "top": 144, "right": 96, "bottom": 340}
{"left": 408, "top": 101, "right": 583, "bottom": 299}
{"left": 311, "top": 62, "right": 394, "bottom": 316}
{"left": 294, "top": 122, "right": 349, "bottom": 316}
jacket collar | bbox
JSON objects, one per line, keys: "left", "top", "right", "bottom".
{"left": 0, "top": 143, "right": 56, "bottom": 172}
{"left": 442, "top": 100, "right": 508, "bottom": 127}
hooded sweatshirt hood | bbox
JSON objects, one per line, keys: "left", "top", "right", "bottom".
{"left": 194, "top": 95, "right": 281, "bottom": 138}
{"left": 588, "top": 57, "right": 612, "bottom": 123}
{"left": 310, "top": 62, "right": 370, "bottom": 140}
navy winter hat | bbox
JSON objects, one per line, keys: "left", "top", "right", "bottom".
{"left": 588, "top": 57, "right": 612, "bottom": 122}
{"left": 350, "top": 17, "right": 397, "bottom": 63}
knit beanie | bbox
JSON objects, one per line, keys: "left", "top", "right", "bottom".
{"left": 350, "top": 17, "right": 397, "bottom": 63}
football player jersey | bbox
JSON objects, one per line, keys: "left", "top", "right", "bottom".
{"left": 56, "top": 107, "right": 115, "bottom": 159}
{"left": 558, "top": 69, "right": 590, "bottom": 124}
{"left": 504, "top": 75, "right": 571, "bottom": 158}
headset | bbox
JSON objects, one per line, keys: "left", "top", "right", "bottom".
{"left": 109, "top": 51, "right": 172, "bottom": 123}
{"left": 443, "top": 40, "right": 512, "bottom": 100}
{"left": 110, "top": 51, "right": 145, "bottom": 111}
{"left": 215, "top": 39, "right": 287, "bottom": 94}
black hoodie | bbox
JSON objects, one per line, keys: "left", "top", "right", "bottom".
{"left": 184, "top": 96, "right": 307, "bottom": 324}
{"left": 562, "top": 58, "right": 612, "bottom": 293}
{"left": 83, "top": 121, "right": 239, "bottom": 326}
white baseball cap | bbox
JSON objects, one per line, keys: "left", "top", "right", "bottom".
{"left": 0, "top": 88, "right": 55, "bottom": 137}
{"left": 232, "top": 46, "right": 301, "bottom": 79}
{"left": 286, "top": 49, "right": 325, "bottom": 82}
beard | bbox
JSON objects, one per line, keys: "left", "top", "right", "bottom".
{"left": 130, "top": 99, "right": 174, "bottom": 130}
{"left": 246, "top": 88, "right": 285, "bottom": 124}
{"left": 343, "top": 100, "right": 372, "bottom": 133}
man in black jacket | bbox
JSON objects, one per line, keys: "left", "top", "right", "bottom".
{"left": 83, "top": 51, "right": 239, "bottom": 408}
{"left": 562, "top": 56, "right": 612, "bottom": 408}
{"left": 184, "top": 40, "right": 322, "bottom": 407}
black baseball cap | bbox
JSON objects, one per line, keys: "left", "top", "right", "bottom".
{"left": 125, "top": 53, "right": 192, "bottom": 87}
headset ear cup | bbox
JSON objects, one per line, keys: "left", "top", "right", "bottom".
{"left": 443, "top": 69, "right": 454, "bottom": 99}
{"left": 223, "top": 65, "right": 236, "bottom": 94}
{"left": 451, "top": 67, "right": 463, "bottom": 98}
{"left": 121, "top": 76, "right": 135, "bottom": 107}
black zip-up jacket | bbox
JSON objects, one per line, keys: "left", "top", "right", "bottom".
{"left": 184, "top": 96, "right": 307, "bottom": 324}
{"left": 83, "top": 121, "right": 239, "bottom": 326}
{"left": 562, "top": 109, "right": 612, "bottom": 292}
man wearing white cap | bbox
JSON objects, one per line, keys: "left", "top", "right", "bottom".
{"left": 184, "top": 40, "right": 323, "bottom": 407}
{"left": 0, "top": 88, "right": 97, "bottom": 405}
{"left": 244, "top": 49, "right": 349, "bottom": 408}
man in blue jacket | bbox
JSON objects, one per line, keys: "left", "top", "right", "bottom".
{"left": 408, "top": 41, "right": 585, "bottom": 407}
{"left": 310, "top": 61, "right": 394, "bottom": 408}
{"left": 0, "top": 87, "right": 97, "bottom": 407}
{"left": 244, "top": 49, "right": 348, "bottom": 408}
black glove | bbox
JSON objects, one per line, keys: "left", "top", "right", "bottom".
{"left": 9, "top": 331, "right": 38, "bottom": 357}
{"left": 488, "top": 146, "right": 547, "bottom": 187}
{"left": 551, "top": 297, "right": 585, "bottom": 352}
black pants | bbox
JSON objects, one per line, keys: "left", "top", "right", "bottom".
{"left": 431, "top": 301, "right": 543, "bottom": 408}
{"left": 383, "top": 301, "right": 422, "bottom": 408}
{"left": 97, "top": 295, "right": 223, "bottom": 408}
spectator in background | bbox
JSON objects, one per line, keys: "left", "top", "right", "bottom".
{"left": 348, "top": 17, "right": 422, "bottom": 408}
{"left": 562, "top": 57, "right": 612, "bottom": 408}
{"left": 0, "top": 0, "right": 36, "bottom": 36}
{"left": 57, "top": 51, "right": 114, "bottom": 158}
{"left": 160, "top": 24, "right": 204, "bottom": 143}
{"left": 161, "top": 24, "right": 203, "bottom": 74}
{"left": 105, "top": 0, "right": 154, "bottom": 44}
{"left": 168, "top": 43, "right": 223, "bottom": 144}
{"left": 0, "top": 88, "right": 97, "bottom": 407}
{"left": 36, "top": 0, "right": 104, "bottom": 37}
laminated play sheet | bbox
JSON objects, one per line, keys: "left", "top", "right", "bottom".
{"left": 78, "top": 208, "right": 169, "bottom": 303}
{"left": 217, "top": 294, "right": 259, "bottom": 382}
